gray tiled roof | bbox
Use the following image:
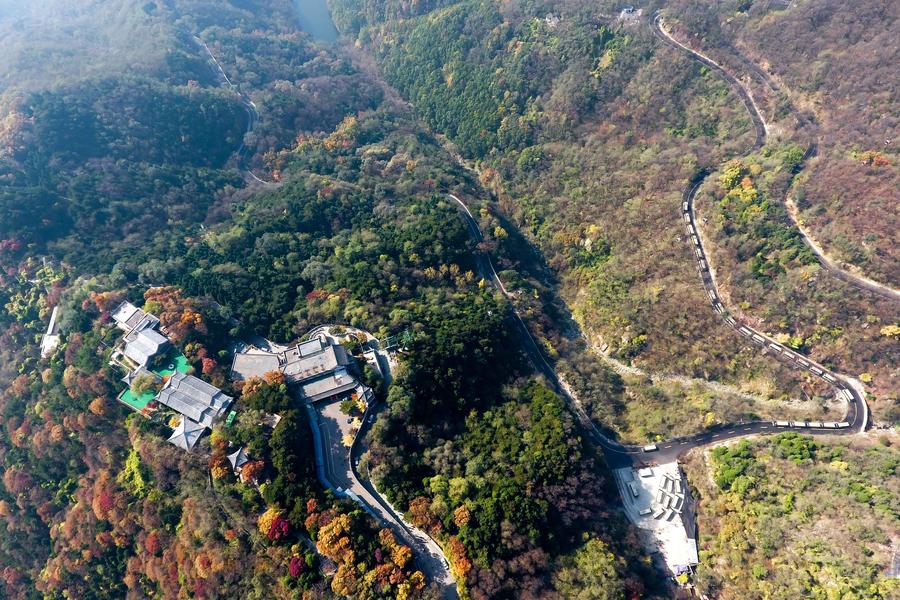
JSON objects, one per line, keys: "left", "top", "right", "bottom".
{"left": 123, "top": 327, "right": 169, "bottom": 367}
{"left": 131, "top": 313, "right": 161, "bottom": 333}
{"left": 167, "top": 416, "right": 206, "bottom": 450}
{"left": 156, "top": 372, "right": 232, "bottom": 429}
{"left": 299, "top": 366, "right": 358, "bottom": 402}
{"left": 230, "top": 352, "right": 281, "bottom": 381}
{"left": 227, "top": 447, "right": 249, "bottom": 469}
{"left": 157, "top": 388, "right": 213, "bottom": 425}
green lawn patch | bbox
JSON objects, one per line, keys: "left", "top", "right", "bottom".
{"left": 153, "top": 350, "right": 191, "bottom": 377}
{"left": 118, "top": 388, "right": 156, "bottom": 412}
{"left": 117, "top": 350, "right": 191, "bottom": 413}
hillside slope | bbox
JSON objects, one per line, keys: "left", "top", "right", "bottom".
{"left": 329, "top": 0, "right": 899, "bottom": 432}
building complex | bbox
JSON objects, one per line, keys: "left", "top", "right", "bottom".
{"left": 111, "top": 301, "right": 232, "bottom": 451}
{"left": 231, "top": 336, "right": 373, "bottom": 405}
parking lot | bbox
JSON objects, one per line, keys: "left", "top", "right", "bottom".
{"left": 315, "top": 399, "right": 360, "bottom": 491}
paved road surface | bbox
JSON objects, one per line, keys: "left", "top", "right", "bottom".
{"left": 348, "top": 404, "right": 457, "bottom": 597}
{"left": 309, "top": 390, "right": 458, "bottom": 596}
{"left": 448, "top": 16, "right": 873, "bottom": 471}
{"left": 194, "top": 36, "right": 274, "bottom": 187}
{"left": 651, "top": 14, "right": 766, "bottom": 150}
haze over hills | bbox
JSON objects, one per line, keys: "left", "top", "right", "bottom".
{"left": 0, "top": 0, "right": 175, "bottom": 94}
{"left": 0, "top": 0, "right": 897, "bottom": 599}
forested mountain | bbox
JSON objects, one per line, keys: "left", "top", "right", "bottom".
{"left": 683, "top": 433, "right": 899, "bottom": 599}
{"left": 328, "top": 0, "right": 898, "bottom": 595}
{"left": 0, "top": 1, "right": 651, "bottom": 598}
{"left": 0, "top": 0, "right": 176, "bottom": 93}
{"left": 331, "top": 0, "right": 898, "bottom": 426}
{"left": 670, "top": 0, "right": 899, "bottom": 287}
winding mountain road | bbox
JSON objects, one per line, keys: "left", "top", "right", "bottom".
{"left": 203, "top": 11, "right": 886, "bottom": 588}
{"left": 448, "top": 144, "right": 868, "bottom": 469}
{"left": 652, "top": 15, "right": 900, "bottom": 303}
{"left": 448, "top": 193, "right": 653, "bottom": 467}
{"left": 652, "top": 14, "right": 768, "bottom": 148}
{"left": 194, "top": 36, "right": 273, "bottom": 186}
{"left": 308, "top": 399, "right": 458, "bottom": 598}
{"left": 296, "top": 325, "right": 458, "bottom": 597}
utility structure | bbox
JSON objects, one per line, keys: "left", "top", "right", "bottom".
{"left": 381, "top": 328, "right": 413, "bottom": 351}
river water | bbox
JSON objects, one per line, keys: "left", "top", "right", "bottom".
{"left": 292, "top": 0, "right": 339, "bottom": 44}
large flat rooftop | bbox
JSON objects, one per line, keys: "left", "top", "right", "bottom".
{"left": 231, "top": 351, "right": 281, "bottom": 381}
{"left": 282, "top": 343, "right": 349, "bottom": 382}
{"left": 614, "top": 463, "right": 698, "bottom": 573}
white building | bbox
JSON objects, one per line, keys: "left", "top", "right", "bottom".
{"left": 112, "top": 301, "right": 170, "bottom": 368}
{"left": 122, "top": 319, "right": 170, "bottom": 368}
{"left": 280, "top": 338, "right": 351, "bottom": 384}
{"left": 112, "top": 301, "right": 148, "bottom": 331}
{"left": 40, "top": 306, "right": 61, "bottom": 358}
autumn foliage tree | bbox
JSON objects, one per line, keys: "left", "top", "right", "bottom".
{"left": 87, "top": 290, "right": 122, "bottom": 313}
{"left": 310, "top": 505, "right": 426, "bottom": 598}
{"left": 209, "top": 453, "right": 231, "bottom": 481}
{"left": 240, "top": 460, "right": 265, "bottom": 484}
{"left": 267, "top": 515, "right": 290, "bottom": 542}
{"left": 238, "top": 370, "right": 285, "bottom": 397}
{"left": 258, "top": 508, "right": 285, "bottom": 540}
{"left": 143, "top": 287, "right": 207, "bottom": 345}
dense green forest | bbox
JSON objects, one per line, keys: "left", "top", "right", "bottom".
{"left": 683, "top": 434, "right": 899, "bottom": 599}
{"left": 0, "top": 77, "right": 245, "bottom": 257}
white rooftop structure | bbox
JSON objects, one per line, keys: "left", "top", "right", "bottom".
{"left": 614, "top": 462, "right": 698, "bottom": 573}
{"left": 112, "top": 301, "right": 151, "bottom": 332}
{"left": 156, "top": 371, "right": 232, "bottom": 429}
{"left": 297, "top": 337, "right": 326, "bottom": 357}
{"left": 167, "top": 416, "right": 206, "bottom": 450}
{"left": 230, "top": 351, "right": 281, "bottom": 381}
{"left": 230, "top": 338, "right": 347, "bottom": 383}
{"left": 40, "top": 306, "right": 61, "bottom": 358}
{"left": 281, "top": 341, "right": 350, "bottom": 383}
{"left": 230, "top": 335, "right": 371, "bottom": 405}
